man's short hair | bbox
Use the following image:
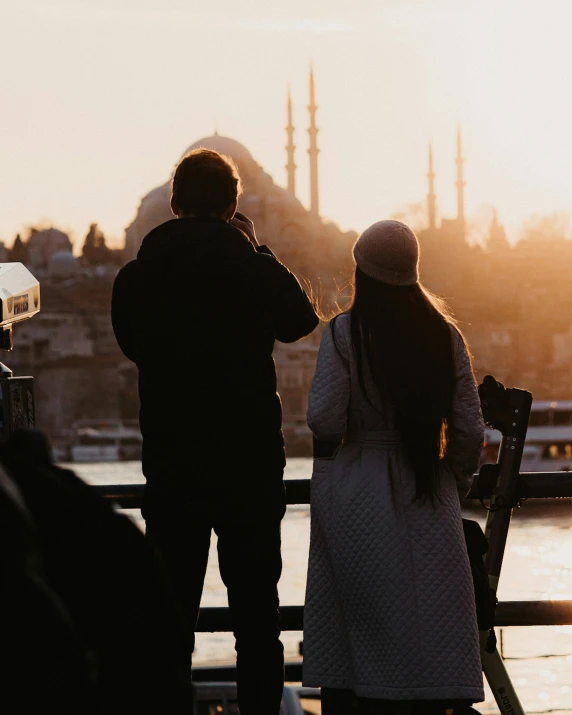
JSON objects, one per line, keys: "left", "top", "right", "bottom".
{"left": 171, "top": 148, "right": 243, "bottom": 217}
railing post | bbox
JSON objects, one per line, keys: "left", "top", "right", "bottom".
{"left": 478, "top": 376, "right": 533, "bottom": 715}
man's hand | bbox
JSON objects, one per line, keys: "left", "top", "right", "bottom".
{"left": 231, "top": 212, "right": 258, "bottom": 247}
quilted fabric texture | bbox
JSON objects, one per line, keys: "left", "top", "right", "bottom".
{"left": 303, "top": 313, "right": 485, "bottom": 701}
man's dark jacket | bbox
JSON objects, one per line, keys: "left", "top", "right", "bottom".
{"left": 111, "top": 217, "right": 319, "bottom": 489}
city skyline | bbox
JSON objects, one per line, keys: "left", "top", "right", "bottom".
{"left": 2, "top": 0, "right": 571, "bottom": 249}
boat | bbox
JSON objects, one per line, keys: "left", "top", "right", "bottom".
{"left": 481, "top": 400, "right": 572, "bottom": 472}
{"left": 69, "top": 419, "right": 142, "bottom": 463}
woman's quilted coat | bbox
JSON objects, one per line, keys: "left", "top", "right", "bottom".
{"left": 303, "top": 313, "right": 485, "bottom": 701}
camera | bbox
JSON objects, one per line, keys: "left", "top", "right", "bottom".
{"left": 0, "top": 263, "right": 40, "bottom": 441}
{"left": 0, "top": 263, "right": 41, "bottom": 350}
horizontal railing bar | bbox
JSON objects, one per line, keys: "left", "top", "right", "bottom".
{"left": 193, "top": 662, "right": 303, "bottom": 683}
{"left": 91, "top": 479, "right": 311, "bottom": 508}
{"left": 197, "top": 605, "right": 301, "bottom": 632}
{"left": 479, "top": 472, "right": 572, "bottom": 499}
{"left": 90, "top": 480, "right": 572, "bottom": 630}
{"left": 195, "top": 600, "right": 572, "bottom": 631}
{"left": 495, "top": 600, "right": 572, "bottom": 627}
{"left": 93, "top": 472, "right": 572, "bottom": 508}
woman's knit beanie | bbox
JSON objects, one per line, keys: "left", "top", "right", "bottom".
{"left": 352, "top": 219, "right": 419, "bottom": 286}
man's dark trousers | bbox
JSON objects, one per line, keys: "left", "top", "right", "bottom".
{"left": 144, "top": 475, "right": 286, "bottom": 715}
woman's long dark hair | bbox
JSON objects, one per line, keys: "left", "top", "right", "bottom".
{"left": 337, "top": 268, "right": 461, "bottom": 503}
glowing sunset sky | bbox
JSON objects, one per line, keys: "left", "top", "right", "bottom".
{"left": 1, "top": 0, "right": 571, "bottom": 249}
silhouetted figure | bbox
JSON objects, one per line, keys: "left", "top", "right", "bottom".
{"left": 111, "top": 148, "right": 319, "bottom": 714}
{"left": 1, "top": 430, "right": 193, "bottom": 714}
{"left": 304, "top": 221, "right": 484, "bottom": 714}
{"left": 0, "top": 465, "right": 94, "bottom": 713}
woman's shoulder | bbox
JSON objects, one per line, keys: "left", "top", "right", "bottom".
{"left": 322, "top": 313, "right": 351, "bottom": 357}
{"left": 330, "top": 310, "right": 351, "bottom": 331}
{"left": 447, "top": 322, "right": 466, "bottom": 351}
{"left": 447, "top": 323, "right": 475, "bottom": 374}
{"left": 328, "top": 311, "right": 351, "bottom": 345}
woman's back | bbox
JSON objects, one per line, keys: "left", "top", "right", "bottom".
{"left": 303, "top": 220, "right": 485, "bottom": 707}
{"left": 323, "top": 311, "right": 399, "bottom": 435}
{"left": 309, "top": 311, "right": 484, "bottom": 501}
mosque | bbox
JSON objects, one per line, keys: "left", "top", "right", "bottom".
{"left": 124, "top": 68, "right": 357, "bottom": 293}
{"left": 124, "top": 67, "right": 473, "bottom": 266}
{"left": 123, "top": 132, "right": 315, "bottom": 262}
{"left": 123, "top": 72, "right": 479, "bottom": 298}
{"left": 123, "top": 69, "right": 362, "bottom": 453}
{"left": 121, "top": 68, "right": 482, "bottom": 453}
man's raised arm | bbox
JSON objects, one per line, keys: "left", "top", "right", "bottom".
{"left": 258, "top": 246, "right": 319, "bottom": 343}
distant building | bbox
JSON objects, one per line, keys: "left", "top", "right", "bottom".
{"left": 124, "top": 69, "right": 330, "bottom": 263}
{"left": 123, "top": 133, "right": 333, "bottom": 267}
{"left": 48, "top": 250, "right": 81, "bottom": 280}
{"left": 27, "top": 228, "right": 73, "bottom": 270}
{"left": 553, "top": 329, "right": 572, "bottom": 369}
{"left": 274, "top": 330, "right": 321, "bottom": 455}
{"left": 14, "top": 313, "right": 94, "bottom": 364}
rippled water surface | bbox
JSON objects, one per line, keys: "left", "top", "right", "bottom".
{"left": 73, "top": 458, "right": 572, "bottom": 714}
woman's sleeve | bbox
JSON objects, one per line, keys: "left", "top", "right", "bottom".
{"left": 445, "top": 329, "right": 485, "bottom": 497}
{"left": 307, "top": 320, "right": 351, "bottom": 442}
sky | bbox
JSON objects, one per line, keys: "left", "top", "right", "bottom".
{"left": 1, "top": 0, "right": 572, "bottom": 251}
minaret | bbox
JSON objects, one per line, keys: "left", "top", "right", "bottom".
{"left": 427, "top": 143, "right": 437, "bottom": 231}
{"left": 455, "top": 127, "right": 465, "bottom": 238}
{"left": 307, "top": 65, "right": 320, "bottom": 217}
{"left": 285, "top": 88, "right": 296, "bottom": 195}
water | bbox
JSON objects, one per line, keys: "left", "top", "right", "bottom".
{"left": 74, "top": 458, "right": 572, "bottom": 714}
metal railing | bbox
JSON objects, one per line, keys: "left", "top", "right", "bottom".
{"left": 93, "top": 472, "right": 572, "bottom": 633}
{"left": 91, "top": 377, "right": 572, "bottom": 713}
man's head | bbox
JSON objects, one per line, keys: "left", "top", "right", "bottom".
{"left": 170, "top": 148, "right": 243, "bottom": 220}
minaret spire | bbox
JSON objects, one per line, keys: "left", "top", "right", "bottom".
{"left": 455, "top": 126, "right": 465, "bottom": 238}
{"left": 285, "top": 88, "right": 296, "bottom": 196}
{"left": 307, "top": 64, "right": 320, "bottom": 217}
{"left": 427, "top": 142, "right": 437, "bottom": 231}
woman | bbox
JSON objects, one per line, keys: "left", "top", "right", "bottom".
{"left": 303, "top": 220, "right": 484, "bottom": 715}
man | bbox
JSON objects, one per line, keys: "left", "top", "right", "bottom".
{"left": 111, "top": 148, "right": 319, "bottom": 714}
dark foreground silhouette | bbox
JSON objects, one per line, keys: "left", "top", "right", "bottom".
{"left": 0, "top": 429, "right": 193, "bottom": 714}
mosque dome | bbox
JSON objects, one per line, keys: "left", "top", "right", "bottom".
{"left": 138, "top": 183, "right": 171, "bottom": 219}
{"left": 183, "top": 134, "right": 255, "bottom": 165}
{"left": 124, "top": 121, "right": 322, "bottom": 261}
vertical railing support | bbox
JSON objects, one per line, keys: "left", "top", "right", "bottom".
{"left": 478, "top": 376, "right": 533, "bottom": 715}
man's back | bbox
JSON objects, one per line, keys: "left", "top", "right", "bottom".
{"left": 112, "top": 216, "right": 318, "bottom": 481}
{"left": 112, "top": 149, "right": 317, "bottom": 715}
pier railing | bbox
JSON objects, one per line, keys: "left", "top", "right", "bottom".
{"left": 92, "top": 378, "right": 569, "bottom": 713}
{"left": 94, "top": 472, "right": 572, "bottom": 632}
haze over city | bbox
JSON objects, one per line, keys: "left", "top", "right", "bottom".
{"left": 2, "top": 0, "right": 572, "bottom": 250}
